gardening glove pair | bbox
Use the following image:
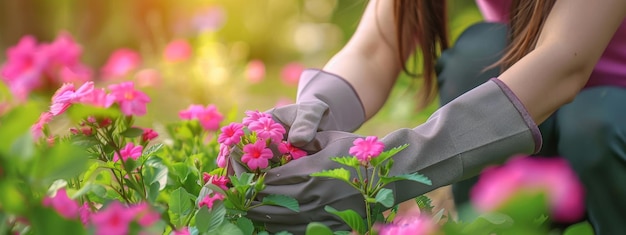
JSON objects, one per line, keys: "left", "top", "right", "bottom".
{"left": 270, "top": 69, "right": 366, "bottom": 147}
{"left": 240, "top": 78, "right": 542, "bottom": 234}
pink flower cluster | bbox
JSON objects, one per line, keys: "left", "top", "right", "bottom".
{"left": 470, "top": 155, "right": 586, "bottom": 223}
{"left": 0, "top": 33, "right": 92, "bottom": 100}
{"left": 179, "top": 104, "right": 224, "bottom": 131}
{"left": 42, "top": 189, "right": 160, "bottom": 234}
{"left": 349, "top": 136, "right": 385, "bottom": 165}
{"left": 217, "top": 110, "right": 306, "bottom": 171}
{"left": 31, "top": 81, "right": 151, "bottom": 139}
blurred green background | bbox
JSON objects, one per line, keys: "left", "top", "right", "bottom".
{"left": 0, "top": 0, "right": 483, "bottom": 136}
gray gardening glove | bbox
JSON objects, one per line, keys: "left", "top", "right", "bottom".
{"left": 271, "top": 69, "right": 366, "bottom": 147}
{"left": 241, "top": 78, "right": 542, "bottom": 234}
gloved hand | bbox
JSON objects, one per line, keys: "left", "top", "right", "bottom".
{"left": 236, "top": 78, "right": 542, "bottom": 234}
{"left": 270, "top": 69, "right": 366, "bottom": 147}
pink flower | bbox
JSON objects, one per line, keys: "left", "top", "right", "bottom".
{"left": 202, "top": 173, "right": 229, "bottom": 191}
{"left": 164, "top": 39, "right": 192, "bottom": 62}
{"left": 31, "top": 112, "right": 53, "bottom": 139}
{"left": 278, "top": 141, "right": 307, "bottom": 160}
{"left": 471, "top": 156, "right": 585, "bottom": 223}
{"left": 113, "top": 142, "right": 143, "bottom": 162}
{"left": 198, "top": 193, "right": 225, "bottom": 209}
{"left": 42, "top": 188, "right": 79, "bottom": 219}
{"left": 280, "top": 62, "right": 304, "bottom": 86}
{"left": 128, "top": 203, "right": 160, "bottom": 226}
{"left": 375, "top": 214, "right": 437, "bottom": 235}
{"left": 0, "top": 35, "right": 46, "bottom": 100}
{"left": 349, "top": 136, "right": 385, "bottom": 164}
{"left": 216, "top": 144, "right": 229, "bottom": 168}
{"left": 242, "top": 110, "right": 272, "bottom": 126}
{"left": 107, "top": 81, "right": 151, "bottom": 116}
{"left": 218, "top": 122, "right": 244, "bottom": 146}
{"left": 101, "top": 48, "right": 141, "bottom": 79}
{"left": 42, "top": 32, "right": 92, "bottom": 83}
{"left": 91, "top": 201, "right": 135, "bottom": 235}
{"left": 79, "top": 202, "right": 92, "bottom": 225}
{"left": 80, "top": 88, "right": 114, "bottom": 108}
{"left": 241, "top": 141, "right": 273, "bottom": 170}
{"left": 173, "top": 227, "right": 191, "bottom": 235}
{"left": 141, "top": 128, "right": 159, "bottom": 142}
{"left": 248, "top": 117, "right": 286, "bottom": 143}
{"left": 245, "top": 59, "right": 265, "bottom": 83}
{"left": 50, "top": 81, "right": 94, "bottom": 116}
{"left": 179, "top": 104, "right": 223, "bottom": 131}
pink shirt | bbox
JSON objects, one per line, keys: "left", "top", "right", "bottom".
{"left": 476, "top": 0, "right": 626, "bottom": 88}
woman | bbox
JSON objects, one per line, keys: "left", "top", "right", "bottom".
{"left": 231, "top": 0, "right": 626, "bottom": 234}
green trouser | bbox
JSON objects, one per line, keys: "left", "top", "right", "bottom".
{"left": 437, "top": 22, "right": 626, "bottom": 235}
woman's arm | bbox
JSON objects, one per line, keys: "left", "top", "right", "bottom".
{"left": 499, "top": 0, "right": 626, "bottom": 124}
{"left": 322, "top": 0, "right": 412, "bottom": 119}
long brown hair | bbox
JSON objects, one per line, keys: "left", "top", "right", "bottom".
{"left": 394, "top": 0, "right": 556, "bottom": 107}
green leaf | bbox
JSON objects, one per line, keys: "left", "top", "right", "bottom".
{"left": 30, "top": 206, "right": 87, "bottom": 235}
{"left": 380, "top": 172, "right": 432, "bottom": 186}
{"left": 143, "top": 143, "right": 164, "bottom": 157}
{"left": 120, "top": 127, "right": 144, "bottom": 138}
{"left": 374, "top": 188, "right": 394, "bottom": 208}
{"left": 169, "top": 188, "right": 194, "bottom": 227}
{"left": 195, "top": 204, "right": 226, "bottom": 233}
{"left": 148, "top": 182, "right": 160, "bottom": 203}
{"left": 236, "top": 217, "right": 254, "bottom": 235}
{"left": 143, "top": 157, "right": 168, "bottom": 189}
{"left": 213, "top": 222, "right": 244, "bottom": 235}
{"left": 370, "top": 144, "right": 409, "bottom": 167}
{"left": 66, "top": 104, "right": 121, "bottom": 123}
{"left": 563, "top": 221, "right": 594, "bottom": 235}
{"left": 72, "top": 183, "right": 106, "bottom": 199}
{"left": 32, "top": 141, "right": 89, "bottom": 182}
{"left": 324, "top": 206, "right": 365, "bottom": 235}
{"left": 172, "top": 163, "right": 190, "bottom": 182}
{"left": 262, "top": 194, "right": 300, "bottom": 212}
{"left": 415, "top": 195, "right": 434, "bottom": 213}
{"left": 310, "top": 168, "right": 352, "bottom": 185}
{"left": 331, "top": 157, "right": 360, "bottom": 168}
{"left": 274, "top": 231, "right": 293, "bottom": 235}
{"left": 462, "top": 212, "right": 514, "bottom": 234}
{"left": 10, "top": 133, "right": 35, "bottom": 160}
{"left": 0, "top": 102, "right": 40, "bottom": 155}
{"left": 305, "top": 222, "right": 334, "bottom": 235}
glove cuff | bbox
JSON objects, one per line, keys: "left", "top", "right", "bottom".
{"left": 296, "top": 69, "right": 366, "bottom": 132}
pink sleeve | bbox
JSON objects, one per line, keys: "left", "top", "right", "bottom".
{"left": 475, "top": 0, "right": 511, "bottom": 23}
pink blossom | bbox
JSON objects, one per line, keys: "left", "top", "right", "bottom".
{"left": 245, "top": 59, "right": 265, "bottom": 83}
{"left": 42, "top": 188, "right": 79, "bottom": 219}
{"left": 202, "top": 173, "right": 229, "bottom": 191}
{"left": 101, "top": 48, "right": 141, "bottom": 79}
{"left": 278, "top": 141, "right": 307, "bottom": 160}
{"left": 375, "top": 214, "right": 437, "bottom": 235}
{"left": 80, "top": 88, "right": 114, "bottom": 108}
{"left": 0, "top": 35, "right": 46, "bottom": 100}
{"left": 141, "top": 128, "right": 159, "bottom": 142}
{"left": 241, "top": 141, "right": 273, "bottom": 170}
{"left": 349, "top": 136, "right": 385, "bottom": 164}
{"left": 218, "top": 122, "right": 244, "bottom": 146}
{"left": 128, "top": 202, "right": 160, "bottom": 226}
{"left": 164, "top": 39, "right": 192, "bottom": 62}
{"left": 280, "top": 62, "right": 304, "bottom": 86}
{"left": 50, "top": 81, "right": 94, "bottom": 116}
{"left": 91, "top": 201, "right": 135, "bottom": 235}
{"left": 79, "top": 202, "right": 92, "bottom": 225}
{"left": 113, "top": 142, "right": 143, "bottom": 162}
{"left": 216, "top": 144, "right": 229, "bottom": 168}
{"left": 248, "top": 117, "right": 286, "bottom": 143}
{"left": 471, "top": 156, "right": 585, "bottom": 223}
{"left": 173, "top": 227, "right": 191, "bottom": 235}
{"left": 42, "top": 32, "right": 92, "bottom": 83}
{"left": 242, "top": 110, "right": 272, "bottom": 126}
{"left": 198, "top": 193, "right": 225, "bottom": 209}
{"left": 178, "top": 104, "right": 223, "bottom": 131}
{"left": 31, "top": 112, "right": 53, "bottom": 139}
{"left": 107, "top": 81, "right": 151, "bottom": 116}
